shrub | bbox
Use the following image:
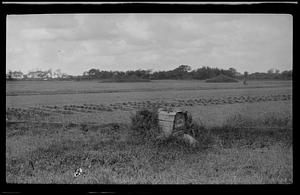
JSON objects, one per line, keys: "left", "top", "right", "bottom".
{"left": 130, "top": 109, "right": 160, "bottom": 141}
{"left": 130, "top": 109, "right": 214, "bottom": 147}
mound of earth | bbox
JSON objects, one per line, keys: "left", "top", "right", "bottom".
{"left": 99, "top": 78, "right": 151, "bottom": 83}
{"left": 99, "top": 75, "right": 151, "bottom": 83}
{"left": 205, "top": 74, "right": 239, "bottom": 83}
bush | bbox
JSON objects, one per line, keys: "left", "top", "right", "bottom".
{"left": 130, "top": 109, "right": 214, "bottom": 148}
{"left": 130, "top": 109, "right": 160, "bottom": 141}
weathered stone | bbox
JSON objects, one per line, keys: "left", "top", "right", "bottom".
{"left": 157, "top": 108, "right": 198, "bottom": 147}
{"left": 157, "top": 108, "right": 187, "bottom": 138}
{"left": 182, "top": 134, "right": 198, "bottom": 147}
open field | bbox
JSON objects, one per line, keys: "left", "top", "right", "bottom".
{"left": 6, "top": 80, "right": 292, "bottom": 96}
{"left": 6, "top": 113, "right": 292, "bottom": 184}
{"left": 6, "top": 80, "right": 293, "bottom": 184}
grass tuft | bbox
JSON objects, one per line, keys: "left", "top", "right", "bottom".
{"left": 130, "top": 108, "right": 160, "bottom": 142}
{"left": 6, "top": 109, "right": 292, "bottom": 184}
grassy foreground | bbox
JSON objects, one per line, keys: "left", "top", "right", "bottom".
{"left": 6, "top": 111, "right": 292, "bottom": 184}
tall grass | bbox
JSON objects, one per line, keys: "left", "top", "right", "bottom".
{"left": 223, "top": 112, "right": 292, "bottom": 129}
{"left": 129, "top": 109, "right": 213, "bottom": 150}
{"left": 211, "top": 112, "right": 292, "bottom": 148}
{"left": 6, "top": 109, "right": 292, "bottom": 184}
{"left": 130, "top": 109, "right": 160, "bottom": 142}
{"left": 130, "top": 109, "right": 292, "bottom": 150}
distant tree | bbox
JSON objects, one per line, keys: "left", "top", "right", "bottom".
{"left": 267, "top": 68, "right": 275, "bottom": 74}
{"left": 174, "top": 65, "right": 192, "bottom": 72}
{"left": 48, "top": 69, "right": 53, "bottom": 78}
{"left": 75, "top": 65, "right": 292, "bottom": 81}
{"left": 191, "top": 66, "right": 218, "bottom": 80}
{"left": 243, "top": 71, "right": 248, "bottom": 85}
{"left": 170, "top": 65, "right": 192, "bottom": 79}
{"left": 228, "top": 67, "right": 238, "bottom": 77}
{"left": 87, "top": 68, "right": 100, "bottom": 79}
{"left": 280, "top": 70, "right": 292, "bottom": 80}
{"left": 7, "top": 70, "right": 12, "bottom": 80}
{"left": 83, "top": 71, "right": 89, "bottom": 76}
{"left": 54, "top": 69, "right": 62, "bottom": 78}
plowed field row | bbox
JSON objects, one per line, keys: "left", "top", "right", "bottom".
{"left": 6, "top": 94, "right": 291, "bottom": 120}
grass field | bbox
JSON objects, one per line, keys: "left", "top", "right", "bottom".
{"left": 6, "top": 80, "right": 293, "bottom": 184}
{"left": 6, "top": 80, "right": 292, "bottom": 96}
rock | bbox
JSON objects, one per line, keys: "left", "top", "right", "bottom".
{"left": 182, "top": 134, "right": 198, "bottom": 147}
{"left": 157, "top": 108, "right": 187, "bottom": 138}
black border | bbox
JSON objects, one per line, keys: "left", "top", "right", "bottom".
{"left": 1, "top": 2, "right": 299, "bottom": 14}
{"left": 1, "top": 1, "right": 298, "bottom": 194}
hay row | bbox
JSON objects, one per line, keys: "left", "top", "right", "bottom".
{"left": 6, "top": 94, "right": 291, "bottom": 116}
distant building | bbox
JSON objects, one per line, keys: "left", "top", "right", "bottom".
{"left": 44, "top": 71, "right": 52, "bottom": 79}
{"left": 27, "top": 70, "right": 53, "bottom": 79}
{"left": 61, "top": 73, "right": 71, "bottom": 79}
{"left": 11, "top": 71, "right": 23, "bottom": 79}
{"left": 52, "top": 72, "right": 60, "bottom": 78}
{"left": 6, "top": 74, "right": 11, "bottom": 79}
{"left": 27, "top": 71, "right": 42, "bottom": 79}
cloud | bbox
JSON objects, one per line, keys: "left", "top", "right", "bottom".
{"left": 8, "top": 14, "right": 78, "bottom": 29}
{"left": 21, "top": 28, "right": 56, "bottom": 40}
{"left": 6, "top": 14, "right": 293, "bottom": 74}
{"left": 116, "top": 15, "right": 152, "bottom": 40}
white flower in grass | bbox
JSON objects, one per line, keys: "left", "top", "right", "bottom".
{"left": 74, "top": 168, "right": 83, "bottom": 177}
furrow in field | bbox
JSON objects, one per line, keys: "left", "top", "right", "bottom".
{"left": 6, "top": 94, "right": 291, "bottom": 123}
{"left": 6, "top": 83, "right": 292, "bottom": 96}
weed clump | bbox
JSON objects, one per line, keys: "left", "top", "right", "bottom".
{"left": 130, "top": 109, "right": 213, "bottom": 148}
{"left": 130, "top": 109, "right": 160, "bottom": 142}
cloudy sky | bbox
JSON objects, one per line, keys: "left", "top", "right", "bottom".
{"left": 6, "top": 14, "right": 292, "bottom": 75}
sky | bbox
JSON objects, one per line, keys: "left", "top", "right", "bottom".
{"left": 6, "top": 14, "right": 293, "bottom": 75}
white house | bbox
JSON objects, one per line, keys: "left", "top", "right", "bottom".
{"left": 11, "top": 71, "right": 23, "bottom": 79}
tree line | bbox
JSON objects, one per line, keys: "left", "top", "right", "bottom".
{"left": 80, "top": 65, "right": 292, "bottom": 81}
{"left": 7, "top": 65, "right": 292, "bottom": 81}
